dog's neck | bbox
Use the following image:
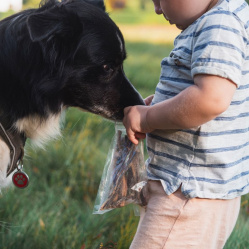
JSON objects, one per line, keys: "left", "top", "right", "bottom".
{"left": 0, "top": 111, "right": 64, "bottom": 189}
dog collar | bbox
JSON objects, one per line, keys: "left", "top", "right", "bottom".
{"left": 0, "top": 118, "right": 26, "bottom": 177}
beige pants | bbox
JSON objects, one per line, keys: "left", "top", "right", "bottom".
{"left": 130, "top": 181, "right": 241, "bottom": 249}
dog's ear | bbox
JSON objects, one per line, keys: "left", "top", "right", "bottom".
{"left": 60, "top": 0, "right": 105, "bottom": 11}
{"left": 27, "top": 6, "right": 82, "bottom": 42}
{"left": 84, "top": 0, "right": 105, "bottom": 11}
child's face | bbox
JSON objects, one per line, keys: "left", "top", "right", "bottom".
{"left": 152, "top": 0, "right": 218, "bottom": 30}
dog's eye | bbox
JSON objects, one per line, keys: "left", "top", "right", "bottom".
{"left": 103, "top": 64, "right": 114, "bottom": 73}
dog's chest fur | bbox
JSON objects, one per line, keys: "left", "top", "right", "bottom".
{"left": 15, "top": 113, "right": 63, "bottom": 148}
{"left": 0, "top": 113, "right": 63, "bottom": 189}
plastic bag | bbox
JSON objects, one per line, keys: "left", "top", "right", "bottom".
{"left": 93, "top": 123, "right": 148, "bottom": 214}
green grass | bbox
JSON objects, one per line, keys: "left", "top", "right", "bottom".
{"left": 107, "top": 0, "right": 167, "bottom": 25}
{"left": 124, "top": 42, "right": 173, "bottom": 98}
{"left": 0, "top": 113, "right": 137, "bottom": 249}
{"left": 0, "top": 10, "right": 15, "bottom": 20}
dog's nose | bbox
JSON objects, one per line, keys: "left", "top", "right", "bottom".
{"left": 123, "top": 89, "right": 145, "bottom": 108}
{"left": 135, "top": 93, "right": 145, "bottom": 106}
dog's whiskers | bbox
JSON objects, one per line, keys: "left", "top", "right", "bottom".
{"left": 0, "top": 221, "right": 22, "bottom": 232}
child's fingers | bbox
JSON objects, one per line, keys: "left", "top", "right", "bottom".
{"left": 144, "top": 95, "right": 154, "bottom": 106}
{"left": 126, "top": 129, "right": 139, "bottom": 145}
{"left": 135, "top": 132, "right": 146, "bottom": 140}
{"left": 123, "top": 106, "right": 145, "bottom": 144}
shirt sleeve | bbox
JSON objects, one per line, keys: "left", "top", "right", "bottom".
{"left": 191, "top": 10, "right": 247, "bottom": 87}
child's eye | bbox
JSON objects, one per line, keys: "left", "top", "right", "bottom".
{"left": 103, "top": 64, "right": 114, "bottom": 73}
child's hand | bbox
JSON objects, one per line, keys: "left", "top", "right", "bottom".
{"left": 123, "top": 105, "right": 153, "bottom": 145}
{"left": 144, "top": 95, "right": 154, "bottom": 106}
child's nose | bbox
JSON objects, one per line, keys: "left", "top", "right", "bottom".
{"left": 152, "top": 1, "right": 163, "bottom": 15}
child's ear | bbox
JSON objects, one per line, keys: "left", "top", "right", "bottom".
{"left": 26, "top": 5, "right": 82, "bottom": 42}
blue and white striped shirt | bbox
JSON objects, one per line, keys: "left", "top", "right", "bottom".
{"left": 146, "top": 0, "right": 249, "bottom": 199}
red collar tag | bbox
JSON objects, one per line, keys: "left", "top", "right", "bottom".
{"left": 12, "top": 165, "right": 29, "bottom": 188}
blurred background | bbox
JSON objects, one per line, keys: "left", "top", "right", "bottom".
{"left": 0, "top": 0, "right": 248, "bottom": 248}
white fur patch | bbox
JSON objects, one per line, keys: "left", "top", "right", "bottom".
{"left": 92, "top": 105, "right": 113, "bottom": 119}
{"left": 0, "top": 139, "right": 12, "bottom": 190}
{"left": 14, "top": 113, "right": 63, "bottom": 148}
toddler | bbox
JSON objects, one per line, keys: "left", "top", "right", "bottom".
{"left": 123, "top": 0, "right": 249, "bottom": 248}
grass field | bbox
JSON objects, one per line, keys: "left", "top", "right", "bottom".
{"left": 0, "top": 1, "right": 249, "bottom": 248}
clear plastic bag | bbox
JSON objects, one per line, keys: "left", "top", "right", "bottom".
{"left": 93, "top": 123, "right": 148, "bottom": 214}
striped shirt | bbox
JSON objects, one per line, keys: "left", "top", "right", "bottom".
{"left": 146, "top": 0, "right": 249, "bottom": 199}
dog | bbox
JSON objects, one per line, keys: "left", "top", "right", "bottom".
{"left": 0, "top": 0, "right": 144, "bottom": 189}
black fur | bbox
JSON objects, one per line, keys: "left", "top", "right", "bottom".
{"left": 0, "top": 0, "right": 144, "bottom": 125}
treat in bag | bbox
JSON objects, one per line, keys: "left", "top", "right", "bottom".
{"left": 93, "top": 123, "right": 148, "bottom": 214}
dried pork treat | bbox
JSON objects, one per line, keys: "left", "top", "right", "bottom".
{"left": 100, "top": 131, "right": 147, "bottom": 211}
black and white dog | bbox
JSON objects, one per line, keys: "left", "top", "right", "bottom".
{"left": 0, "top": 0, "right": 144, "bottom": 188}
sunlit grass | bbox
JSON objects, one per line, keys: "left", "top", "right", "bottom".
{"left": 124, "top": 42, "right": 173, "bottom": 98}
{"left": 0, "top": 113, "right": 138, "bottom": 248}
{"left": 107, "top": 0, "right": 166, "bottom": 25}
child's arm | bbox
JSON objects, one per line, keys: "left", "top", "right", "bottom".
{"left": 123, "top": 74, "right": 237, "bottom": 144}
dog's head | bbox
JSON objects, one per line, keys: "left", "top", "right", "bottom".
{"left": 26, "top": 0, "right": 144, "bottom": 121}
